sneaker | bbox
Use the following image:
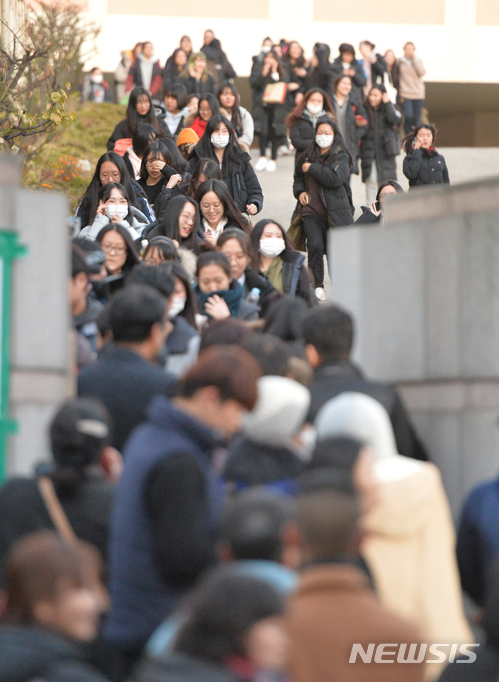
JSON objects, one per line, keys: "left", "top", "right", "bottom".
{"left": 315, "top": 287, "right": 326, "bottom": 301}
{"left": 278, "top": 144, "right": 293, "bottom": 156}
{"left": 266, "top": 160, "right": 276, "bottom": 172}
{"left": 254, "top": 156, "right": 268, "bottom": 171}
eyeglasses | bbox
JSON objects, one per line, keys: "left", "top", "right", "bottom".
{"left": 199, "top": 108, "right": 212, "bottom": 115}
{"left": 146, "top": 159, "right": 161, "bottom": 166}
{"left": 101, "top": 173, "right": 120, "bottom": 181}
{"left": 101, "top": 243, "right": 126, "bottom": 255}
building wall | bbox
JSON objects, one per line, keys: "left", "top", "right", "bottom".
{"left": 84, "top": 0, "right": 499, "bottom": 82}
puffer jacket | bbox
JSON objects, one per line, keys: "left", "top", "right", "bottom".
{"left": 403, "top": 147, "right": 450, "bottom": 188}
{"left": 360, "top": 101, "right": 401, "bottom": 183}
{"left": 330, "top": 56, "right": 367, "bottom": 98}
{"left": 250, "top": 61, "right": 291, "bottom": 138}
{"left": 293, "top": 142, "right": 354, "bottom": 228}
{"left": 290, "top": 110, "right": 336, "bottom": 154}
{"left": 332, "top": 92, "right": 367, "bottom": 173}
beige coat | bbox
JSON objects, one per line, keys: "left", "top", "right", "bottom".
{"left": 397, "top": 56, "right": 426, "bottom": 99}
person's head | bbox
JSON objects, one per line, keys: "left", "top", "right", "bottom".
{"left": 95, "top": 223, "right": 140, "bottom": 275}
{"left": 164, "top": 82, "right": 188, "bottom": 114}
{"left": 98, "top": 182, "right": 132, "bottom": 224}
{"left": 89, "top": 67, "right": 104, "bottom": 84}
{"left": 132, "top": 123, "right": 158, "bottom": 159}
{"left": 359, "top": 40, "right": 375, "bottom": 58}
{"left": 144, "top": 236, "right": 179, "bottom": 265}
{"left": 262, "top": 50, "right": 283, "bottom": 77}
{"left": 72, "top": 238, "right": 106, "bottom": 281}
{"left": 132, "top": 42, "right": 143, "bottom": 59}
{"left": 142, "top": 41, "right": 154, "bottom": 59}
{"left": 250, "top": 219, "right": 293, "bottom": 266}
{"left": 196, "top": 250, "right": 232, "bottom": 294}
{"left": 242, "top": 375, "right": 311, "bottom": 448}
{"left": 309, "top": 437, "right": 377, "bottom": 514}
{"left": 161, "top": 195, "right": 200, "bottom": 248}
{"left": 172, "top": 48, "right": 188, "bottom": 70}
{"left": 108, "top": 284, "right": 170, "bottom": 358}
{"left": 194, "top": 115, "right": 247, "bottom": 176}
{"left": 218, "top": 82, "right": 239, "bottom": 112}
{"left": 128, "top": 86, "right": 153, "bottom": 120}
{"left": 311, "top": 42, "right": 331, "bottom": 69}
{"left": 376, "top": 180, "right": 404, "bottom": 207}
{"left": 180, "top": 35, "right": 192, "bottom": 54}
{"left": 189, "top": 52, "right": 208, "bottom": 78}
{"left": 96, "top": 151, "right": 125, "bottom": 186}
{"left": 303, "top": 304, "right": 354, "bottom": 366}
{"left": 262, "top": 37, "right": 273, "bottom": 50}
{"left": 197, "top": 93, "right": 220, "bottom": 122}
{"left": 160, "top": 260, "right": 198, "bottom": 326}
{"left": 174, "top": 567, "right": 286, "bottom": 670}
{"left": 199, "top": 318, "right": 253, "bottom": 352}
{"left": 203, "top": 29, "right": 215, "bottom": 45}
{"left": 4, "top": 531, "right": 106, "bottom": 642}
{"left": 315, "top": 119, "right": 336, "bottom": 151}
{"left": 384, "top": 49, "right": 396, "bottom": 67}
{"left": 334, "top": 74, "right": 352, "bottom": 97}
{"left": 287, "top": 40, "right": 304, "bottom": 62}
{"left": 189, "top": 158, "right": 222, "bottom": 197}
{"left": 83, "top": 153, "right": 138, "bottom": 227}
{"left": 70, "top": 246, "right": 90, "bottom": 316}
{"left": 402, "top": 122, "right": 437, "bottom": 154}
{"left": 367, "top": 84, "right": 385, "bottom": 109}
{"left": 174, "top": 346, "right": 261, "bottom": 436}
{"left": 314, "top": 392, "right": 399, "bottom": 462}
{"left": 295, "top": 477, "right": 360, "bottom": 561}
{"left": 194, "top": 179, "right": 249, "bottom": 233}
{"left": 176, "top": 127, "right": 200, "bottom": 160}
{"left": 220, "top": 490, "right": 295, "bottom": 565}
{"left": 187, "top": 93, "right": 199, "bottom": 114}
{"left": 49, "top": 397, "right": 120, "bottom": 491}
{"left": 239, "top": 334, "right": 290, "bottom": 377}
{"left": 140, "top": 140, "right": 168, "bottom": 182}
{"left": 339, "top": 42, "right": 355, "bottom": 63}
{"left": 127, "top": 263, "right": 175, "bottom": 305}
{"left": 263, "top": 295, "right": 307, "bottom": 344}
{"left": 403, "top": 41, "right": 415, "bottom": 59}
{"left": 285, "top": 88, "right": 336, "bottom": 131}
{"left": 217, "top": 228, "right": 252, "bottom": 281}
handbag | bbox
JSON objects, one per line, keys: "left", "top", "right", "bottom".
{"left": 263, "top": 82, "right": 287, "bottom": 104}
{"left": 287, "top": 202, "right": 307, "bottom": 252}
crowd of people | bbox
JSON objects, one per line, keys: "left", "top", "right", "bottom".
{"left": 1, "top": 29, "right": 494, "bottom": 682}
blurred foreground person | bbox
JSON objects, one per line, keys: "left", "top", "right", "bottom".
{"left": 136, "top": 568, "right": 288, "bottom": 682}
{"left": 105, "top": 347, "right": 261, "bottom": 673}
{"left": 315, "top": 392, "right": 473, "bottom": 674}
{"left": 303, "top": 304, "right": 428, "bottom": 460}
{"left": 285, "top": 476, "right": 425, "bottom": 682}
{"left": 0, "top": 398, "right": 119, "bottom": 580}
{"left": 0, "top": 531, "right": 110, "bottom": 682}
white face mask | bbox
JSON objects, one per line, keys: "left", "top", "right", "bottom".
{"left": 316, "top": 134, "right": 333, "bottom": 149}
{"left": 91, "top": 74, "right": 104, "bottom": 84}
{"left": 260, "top": 237, "right": 285, "bottom": 258}
{"left": 211, "top": 134, "right": 230, "bottom": 149}
{"left": 307, "top": 102, "right": 323, "bottom": 116}
{"left": 261, "top": 45, "right": 271, "bottom": 53}
{"left": 168, "top": 296, "right": 186, "bottom": 319}
{"left": 106, "top": 204, "right": 128, "bottom": 220}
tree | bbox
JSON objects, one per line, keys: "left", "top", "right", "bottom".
{"left": 0, "top": 0, "right": 100, "bottom": 158}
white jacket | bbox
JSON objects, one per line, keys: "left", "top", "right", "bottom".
{"left": 80, "top": 205, "right": 148, "bottom": 240}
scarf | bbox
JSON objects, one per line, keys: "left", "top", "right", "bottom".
{"left": 202, "top": 216, "right": 228, "bottom": 240}
{"left": 195, "top": 279, "right": 244, "bottom": 319}
{"left": 303, "top": 108, "right": 326, "bottom": 129}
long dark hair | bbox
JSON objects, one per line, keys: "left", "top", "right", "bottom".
{"left": 250, "top": 219, "right": 295, "bottom": 268}
{"left": 80, "top": 152, "right": 139, "bottom": 227}
{"left": 144, "top": 236, "right": 180, "bottom": 262}
{"left": 165, "top": 49, "right": 188, "bottom": 78}
{"left": 194, "top": 179, "right": 250, "bottom": 234}
{"left": 132, "top": 124, "right": 158, "bottom": 157}
{"left": 217, "top": 228, "right": 252, "bottom": 259}
{"left": 198, "top": 93, "right": 220, "bottom": 120}
{"left": 139, "top": 139, "right": 188, "bottom": 186}
{"left": 285, "top": 88, "right": 336, "bottom": 129}
{"left": 401, "top": 122, "right": 438, "bottom": 154}
{"left": 174, "top": 568, "right": 284, "bottom": 665}
{"left": 98, "top": 182, "right": 133, "bottom": 224}
{"left": 161, "top": 195, "right": 201, "bottom": 250}
{"left": 95, "top": 223, "right": 141, "bottom": 273}
{"left": 188, "top": 158, "right": 222, "bottom": 198}
{"left": 161, "top": 260, "right": 198, "bottom": 328}
{"left": 217, "top": 82, "right": 243, "bottom": 135}
{"left": 261, "top": 49, "right": 286, "bottom": 80}
{"left": 300, "top": 116, "right": 352, "bottom": 168}
{"left": 283, "top": 40, "right": 306, "bottom": 68}
{"left": 192, "top": 115, "right": 248, "bottom": 175}
{"left": 127, "top": 86, "right": 160, "bottom": 135}
{"left": 196, "top": 250, "right": 232, "bottom": 281}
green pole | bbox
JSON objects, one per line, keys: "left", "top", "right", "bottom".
{"left": 0, "top": 231, "right": 27, "bottom": 482}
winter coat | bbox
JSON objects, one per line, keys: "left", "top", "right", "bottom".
{"left": 126, "top": 56, "right": 163, "bottom": 97}
{"left": 269, "top": 250, "right": 315, "bottom": 306}
{"left": 397, "top": 55, "right": 426, "bottom": 100}
{"left": 107, "top": 116, "right": 169, "bottom": 153}
{"left": 160, "top": 107, "right": 189, "bottom": 139}
{"left": 162, "top": 65, "right": 184, "bottom": 92}
{"left": 289, "top": 110, "right": 336, "bottom": 154}
{"left": 250, "top": 62, "right": 291, "bottom": 138}
{"left": 293, "top": 143, "right": 354, "bottom": 228}
{"left": 73, "top": 297, "right": 103, "bottom": 353}
{"left": 135, "top": 652, "right": 239, "bottom": 682}
{"left": 188, "top": 146, "right": 263, "bottom": 214}
{"left": 201, "top": 38, "right": 237, "bottom": 81}
{"left": 403, "top": 147, "right": 450, "bottom": 188}
{"left": 354, "top": 206, "right": 381, "bottom": 224}
{"left": 81, "top": 76, "right": 112, "bottom": 104}
{"left": 232, "top": 106, "right": 254, "bottom": 147}
{"left": 307, "top": 360, "right": 429, "bottom": 461}
{"left": 76, "top": 182, "right": 155, "bottom": 227}
{"left": 241, "top": 266, "right": 280, "bottom": 317}
{"left": 79, "top": 206, "right": 149, "bottom": 240}
{"left": 284, "top": 59, "right": 308, "bottom": 96}
{"left": 360, "top": 101, "right": 401, "bottom": 183}
{"left": 164, "top": 316, "right": 200, "bottom": 377}
{"left": 330, "top": 56, "right": 367, "bottom": 99}
{"left": 179, "top": 73, "right": 218, "bottom": 97}
{"left": 152, "top": 173, "right": 191, "bottom": 221}
{"left": 331, "top": 92, "right": 367, "bottom": 173}
{"left": 0, "top": 624, "right": 110, "bottom": 682}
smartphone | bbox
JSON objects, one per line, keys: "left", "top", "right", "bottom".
{"left": 374, "top": 200, "right": 380, "bottom": 212}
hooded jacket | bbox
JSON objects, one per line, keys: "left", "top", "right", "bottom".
{"left": 250, "top": 61, "right": 291, "bottom": 138}
{"left": 201, "top": 38, "right": 237, "bottom": 80}
{"left": 0, "top": 624, "right": 110, "bottom": 682}
{"left": 126, "top": 55, "right": 163, "bottom": 96}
